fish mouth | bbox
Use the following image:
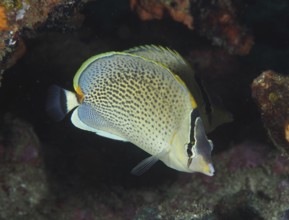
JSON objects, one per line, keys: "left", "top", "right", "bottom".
{"left": 205, "top": 163, "right": 215, "bottom": 176}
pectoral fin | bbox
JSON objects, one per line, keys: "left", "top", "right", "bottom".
{"left": 131, "top": 155, "right": 159, "bottom": 176}
{"left": 131, "top": 150, "right": 168, "bottom": 176}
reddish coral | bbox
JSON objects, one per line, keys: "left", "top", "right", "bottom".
{"left": 130, "top": 0, "right": 193, "bottom": 29}
{"left": 198, "top": 7, "right": 254, "bottom": 55}
{"left": 131, "top": 0, "right": 254, "bottom": 55}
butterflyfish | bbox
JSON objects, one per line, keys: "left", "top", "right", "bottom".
{"left": 47, "top": 45, "right": 216, "bottom": 176}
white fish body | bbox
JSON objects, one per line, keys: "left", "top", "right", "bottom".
{"left": 47, "top": 45, "right": 215, "bottom": 176}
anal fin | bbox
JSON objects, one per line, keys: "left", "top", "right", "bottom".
{"left": 71, "top": 105, "right": 128, "bottom": 142}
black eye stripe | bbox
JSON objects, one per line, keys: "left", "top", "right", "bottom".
{"left": 187, "top": 143, "right": 193, "bottom": 157}
{"left": 186, "top": 108, "right": 199, "bottom": 159}
{"left": 187, "top": 157, "right": 192, "bottom": 168}
{"left": 189, "top": 108, "right": 199, "bottom": 141}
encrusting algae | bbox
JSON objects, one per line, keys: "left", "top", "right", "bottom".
{"left": 0, "top": 6, "right": 9, "bottom": 30}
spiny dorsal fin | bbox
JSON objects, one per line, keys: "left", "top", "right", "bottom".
{"left": 124, "top": 45, "right": 187, "bottom": 66}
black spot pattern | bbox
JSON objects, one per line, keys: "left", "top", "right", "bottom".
{"left": 78, "top": 53, "right": 192, "bottom": 155}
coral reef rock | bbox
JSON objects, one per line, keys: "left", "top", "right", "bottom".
{"left": 0, "top": 0, "right": 81, "bottom": 72}
{"left": 130, "top": 0, "right": 193, "bottom": 29}
{"left": 130, "top": 0, "right": 254, "bottom": 55}
{"left": 252, "top": 70, "right": 289, "bottom": 156}
{"left": 0, "top": 115, "right": 48, "bottom": 220}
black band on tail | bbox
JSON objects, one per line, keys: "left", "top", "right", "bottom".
{"left": 46, "top": 85, "right": 68, "bottom": 121}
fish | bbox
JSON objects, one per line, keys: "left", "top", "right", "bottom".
{"left": 46, "top": 45, "right": 216, "bottom": 176}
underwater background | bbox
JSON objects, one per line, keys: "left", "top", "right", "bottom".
{"left": 0, "top": 0, "right": 289, "bottom": 219}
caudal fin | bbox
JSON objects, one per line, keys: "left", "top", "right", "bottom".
{"left": 46, "top": 85, "right": 79, "bottom": 121}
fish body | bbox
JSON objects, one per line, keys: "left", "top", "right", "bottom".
{"left": 47, "top": 45, "right": 215, "bottom": 176}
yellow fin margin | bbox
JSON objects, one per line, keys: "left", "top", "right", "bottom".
{"left": 73, "top": 49, "right": 197, "bottom": 108}
{"left": 173, "top": 74, "right": 198, "bottom": 109}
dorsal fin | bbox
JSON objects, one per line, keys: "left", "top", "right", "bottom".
{"left": 126, "top": 45, "right": 199, "bottom": 109}
{"left": 124, "top": 45, "right": 189, "bottom": 75}
{"left": 126, "top": 45, "right": 233, "bottom": 132}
